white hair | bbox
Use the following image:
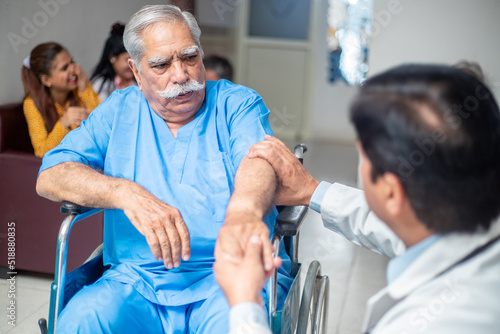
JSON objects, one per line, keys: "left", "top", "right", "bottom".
{"left": 123, "top": 5, "right": 204, "bottom": 73}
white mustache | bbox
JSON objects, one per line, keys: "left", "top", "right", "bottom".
{"left": 157, "top": 80, "right": 205, "bottom": 99}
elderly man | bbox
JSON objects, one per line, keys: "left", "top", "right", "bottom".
{"left": 215, "top": 64, "right": 500, "bottom": 333}
{"left": 37, "top": 5, "right": 291, "bottom": 333}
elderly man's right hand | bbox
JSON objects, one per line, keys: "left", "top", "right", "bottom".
{"left": 121, "top": 181, "right": 191, "bottom": 269}
{"left": 247, "top": 135, "right": 320, "bottom": 207}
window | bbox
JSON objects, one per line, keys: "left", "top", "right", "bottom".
{"left": 327, "top": 0, "right": 373, "bottom": 85}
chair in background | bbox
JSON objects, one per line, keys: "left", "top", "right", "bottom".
{"left": 0, "top": 102, "right": 103, "bottom": 276}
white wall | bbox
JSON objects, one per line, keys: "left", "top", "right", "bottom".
{"left": 370, "top": 0, "right": 500, "bottom": 96}
{"left": 4, "top": 0, "right": 500, "bottom": 131}
{"left": 0, "top": 0, "right": 162, "bottom": 104}
{"left": 309, "top": 0, "right": 500, "bottom": 143}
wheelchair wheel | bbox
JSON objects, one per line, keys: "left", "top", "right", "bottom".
{"left": 296, "top": 261, "right": 329, "bottom": 334}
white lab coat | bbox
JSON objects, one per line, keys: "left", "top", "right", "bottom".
{"left": 322, "top": 183, "right": 500, "bottom": 334}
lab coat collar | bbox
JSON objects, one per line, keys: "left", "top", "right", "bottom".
{"left": 361, "top": 218, "right": 500, "bottom": 332}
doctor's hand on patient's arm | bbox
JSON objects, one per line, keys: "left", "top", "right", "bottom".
{"left": 214, "top": 236, "right": 282, "bottom": 307}
{"left": 247, "top": 135, "right": 319, "bottom": 207}
{"left": 121, "top": 181, "right": 191, "bottom": 269}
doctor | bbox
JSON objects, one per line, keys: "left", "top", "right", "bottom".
{"left": 214, "top": 64, "right": 500, "bottom": 333}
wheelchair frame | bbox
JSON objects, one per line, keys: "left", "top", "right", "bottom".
{"left": 38, "top": 144, "right": 329, "bottom": 334}
{"left": 269, "top": 205, "right": 329, "bottom": 334}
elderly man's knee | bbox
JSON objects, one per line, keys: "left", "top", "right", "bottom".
{"left": 57, "top": 283, "right": 118, "bottom": 332}
{"left": 57, "top": 280, "right": 156, "bottom": 333}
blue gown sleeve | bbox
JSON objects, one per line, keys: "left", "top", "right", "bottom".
{"left": 217, "top": 81, "right": 274, "bottom": 169}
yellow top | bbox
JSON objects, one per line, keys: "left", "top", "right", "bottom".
{"left": 23, "top": 83, "right": 101, "bottom": 157}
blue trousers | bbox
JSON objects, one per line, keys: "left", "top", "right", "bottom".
{"left": 56, "top": 279, "right": 230, "bottom": 333}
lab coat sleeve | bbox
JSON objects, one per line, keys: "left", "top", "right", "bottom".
{"left": 319, "top": 182, "right": 405, "bottom": 258}
{"left": 229, "top": 302, "right": 272, "bottom": 334}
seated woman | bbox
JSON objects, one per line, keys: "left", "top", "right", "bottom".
{"left": 22, "top": 42, "right": 101, "bottom": 157}
{"left": 91, "top": 23, "right": 136, "bottom": 101}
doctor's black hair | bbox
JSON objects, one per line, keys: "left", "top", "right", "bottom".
{"left": 350, "top": 64, "right": 500, "bottom": 234}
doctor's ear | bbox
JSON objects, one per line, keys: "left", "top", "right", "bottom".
{"left": 382, "top": 173, "right": 407, "bottom": 216}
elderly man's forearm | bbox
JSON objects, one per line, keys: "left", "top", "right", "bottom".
{"left": 226, "top": 157, "right": 277, "bottom": 219}
{"left": 36, "top": 161, "right": 129, "bottom": 209}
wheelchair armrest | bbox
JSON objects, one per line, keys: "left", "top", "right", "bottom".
{"left": 273, "top": 144, "right": 309, "bottom": 237}
{"left": 60, "top": 201, "right": 93, "bottom": 215}
{"left": 274, "top": 205, "right": 308, "bottom": 237}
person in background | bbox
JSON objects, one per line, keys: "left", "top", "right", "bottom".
{"left": 215, "top": 64, "right": 500, "bottom": 334}
{"left": 22, "top": 42, "right": 101, "bottom": 157}
{"left": 91, "top": 22, "right": 136, "bottom": 101}
{"left": 453, "top": 60, "right": 485, "bottom": 82}
{"left": 204, "top": 55, "right": 234, "bottom": 81}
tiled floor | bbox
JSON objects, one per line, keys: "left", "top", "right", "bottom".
{"left": 0, "top": 272, "right": 52, "bottom": 333}
{"left": 0, "top": 140, "right": 389, "bottom": 333}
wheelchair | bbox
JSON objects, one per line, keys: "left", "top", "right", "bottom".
{"left": 38, "top": 144, "right": 329, "bottom": 334}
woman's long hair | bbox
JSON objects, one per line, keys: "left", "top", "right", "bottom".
{"left": 21, "top": 42, "right": 79, "bottom": 132}
{"left": 90, "top": 23, "right": 127, "bottom": 94}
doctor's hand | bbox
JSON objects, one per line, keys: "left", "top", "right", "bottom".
{"left": 120, "top": 181, "right": 191, "bottom": 269}
{"left": 247, "top": 135, "right": 319, "bottom": 207}
{"left": 214, "top": 236, "right": 282, "bottom": 307}
{"left": 215, "top": 210, "right": 280, "bottom": 279}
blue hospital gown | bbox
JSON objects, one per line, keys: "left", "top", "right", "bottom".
{"left": 40, "top": 80, "right": 293, "bottom": 332}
